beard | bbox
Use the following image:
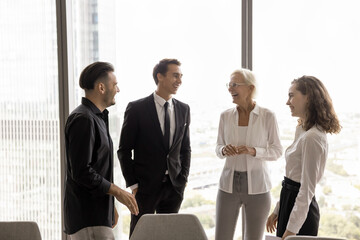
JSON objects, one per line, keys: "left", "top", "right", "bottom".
{"left": 104, "top": 91, "right": 116, "bottom": 107}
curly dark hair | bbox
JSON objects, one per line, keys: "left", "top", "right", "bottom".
{"left": 292, "top": 76, "right": 341, "bottom": 134}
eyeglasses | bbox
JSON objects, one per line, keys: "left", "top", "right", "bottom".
{"left": 226, "top": 82, "right": 248, "bottom": 88}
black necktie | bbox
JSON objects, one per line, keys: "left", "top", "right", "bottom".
{"left": 164, "top": 102, "right": 170, "bottom": 151}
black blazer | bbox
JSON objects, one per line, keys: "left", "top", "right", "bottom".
{"left": 118, "top": 94, "right": 191, "bottom": 195}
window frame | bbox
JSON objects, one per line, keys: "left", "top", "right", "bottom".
{"left": 56, "top": 1, "right": 253, "bottom": 239}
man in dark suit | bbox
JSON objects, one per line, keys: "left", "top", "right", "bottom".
{"left": 118, "top": 58, "right": 191, "bottom": 236}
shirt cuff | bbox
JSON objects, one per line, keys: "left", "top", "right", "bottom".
{"left": 273, "top": 201, "right": 280, "bottom": 215}
{"left": 286, "top": 222, "right": 301, "bottom": 235}
{"left": 254, "top": 147, "right": 264, "bottom": 157}
{"left": 129, "top": 183, "right": 138, "bottom": 191}
{"left": 221, "top": 146, "right": 226, "bottom": 156}
{"left": 100, "top": 178, "right": 112, "bottom": 195}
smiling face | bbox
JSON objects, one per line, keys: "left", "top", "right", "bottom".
{"left": 228, "top": 73, "right": 253, "bottom": 105}
{"left": 286, "top": 83, "right": 308, "bottom": 120}
{"left": 157, "top": 64, "right": 182, "bottom": 98}
{"left": 103, "top": 72, "right": 119, "bottom": 107}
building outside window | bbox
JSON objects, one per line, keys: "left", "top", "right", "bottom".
{"left": 1, "top": 0, "right": 359, "bottom": 240}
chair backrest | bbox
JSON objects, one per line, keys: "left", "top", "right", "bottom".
{"left": 130, "top": 213, "right": 208, "bottom": 240}
{"left": 0, "top": 221, "right": 42, "bottom": 240}
{"left": 285, "top": 236, "right": 346, "bottom": 240}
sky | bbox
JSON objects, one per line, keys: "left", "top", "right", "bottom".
{"left": 101, "top": 0, "right": 360, "bottom": 116}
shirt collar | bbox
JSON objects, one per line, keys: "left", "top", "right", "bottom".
{"left": 153, "top": 91, "right": 173, "bottom": 108}
{"left": 252, "top": 103, "right": 260, "bottom": 115}
{"left": 232, "top": 102, "right": 259, "bottom": 115}
{"left": 81, "top": 97, "right": 108, "bottom": 116}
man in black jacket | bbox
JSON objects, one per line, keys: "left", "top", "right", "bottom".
{"left": 118, "top": 58, "right": 191, "bottom": 236}
{"left": 64, "top": 62, "right": 138, "bottom": 239}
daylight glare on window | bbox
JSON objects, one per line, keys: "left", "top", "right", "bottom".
{"left": 1, "top": 0, "right": 360, "bottom": 240}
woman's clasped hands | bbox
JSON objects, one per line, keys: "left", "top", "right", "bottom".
{"left": 222, "top": 144, "right": 256, "bottom": 156}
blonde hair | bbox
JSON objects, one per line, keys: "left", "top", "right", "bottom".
{"left": 231, "top": 68, "right": 257, "bottom": 98}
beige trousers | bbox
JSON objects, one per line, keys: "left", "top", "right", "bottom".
{"left": 70, "top": 226, "right": 115, "bottom": 240}
{"left": 215, "top": 171, "right": 271, "bottom": 240}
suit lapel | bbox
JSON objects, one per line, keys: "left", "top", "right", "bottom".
{"left": 171, "top": 99, "right": 182, "bottom": 151}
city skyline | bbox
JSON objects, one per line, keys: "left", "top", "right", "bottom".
{"left": 1, "top": 0, "right": 360, "bottom": 240}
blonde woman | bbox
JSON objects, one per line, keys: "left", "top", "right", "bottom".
{"left": 215, "top": 69, "right": 283, "bottom": 240}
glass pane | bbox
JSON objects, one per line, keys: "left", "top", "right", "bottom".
{"left": 70, "top": 0, "right": 241, "bottom": 239}
{"left": 69, "top": 0, "right": 122, "bottom": 237}
{"left": 253, "top": 0, "right": 360, "bottom": 238}
{"left": 117, "top": 1, "right": 242, "bottom": 239}
{"left": 0, "top": 1, "right": 61, "bottom": 240}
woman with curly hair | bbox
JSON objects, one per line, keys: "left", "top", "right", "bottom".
{"left": 266, "top": 76, "right": 341, "bottom": 240}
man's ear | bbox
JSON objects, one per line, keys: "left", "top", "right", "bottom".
{"left": 157, "top": 73, "right": 163, "bottom": 83}
{"left": 96, "top": 81, "right": 106, "bottom": 94}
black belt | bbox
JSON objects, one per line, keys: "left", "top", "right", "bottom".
{"left": 282, "top": 177, "right": 300, "bottom": 192}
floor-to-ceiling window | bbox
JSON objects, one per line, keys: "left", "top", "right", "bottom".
{"left": 114, "top": 0, "right": 242, "bottom": 237}
{"left": 1, "top": 1, "right": 360, "bottom": 240}
{"left": 68, "top": 0, "right": 120, "bottom": 237}
{"left": 253, "top": 1, "right": 360, "bottom": 239}
{"left": 0, "top": 1, "right": 61, "bottom": 239}
{"left": 69, "top": 1, "right": 242, "bottom": 239}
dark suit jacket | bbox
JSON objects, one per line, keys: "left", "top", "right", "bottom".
{"left": 118, "top": 94, "right": 191, "bottom": 195}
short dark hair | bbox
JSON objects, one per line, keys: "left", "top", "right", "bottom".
{"left": 79, "top": 62, "right": 114, "bottom": 90}
{"left": 152, "top": 58, "right": 181, "bottom": 85}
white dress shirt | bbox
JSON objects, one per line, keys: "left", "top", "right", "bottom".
{"left": 153, "top": 92, "right": 176, "bottom": 147}
{"left": 129, "top": 92, "right": 175, "bottom": 190}
{"left": 273, "top": 125, "right": 328, "bottom": 234}
{"left": 215, "top": 104, "right": 283, "bottom": 194}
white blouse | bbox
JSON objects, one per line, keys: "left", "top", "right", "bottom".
{"left": 234, "top": 126, "right": 248, "bottom": 172}
{"left": 215, "top": 104, "right": 283, "bottom": 194}
{"left": 273, "top": 125, "right": 328, "bottom": 234}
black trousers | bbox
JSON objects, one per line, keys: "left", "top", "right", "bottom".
{"left": 129, "top": 176, "right": 184, "bottom": 237}
{"left": 276, "top": 177, "right": 320, "bottom": 237}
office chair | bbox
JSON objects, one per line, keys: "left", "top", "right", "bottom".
{"left": 130, "top": 213, "right": 208, "bottom": 240}
{"left": 0, "top": 221, "right": 42, "bottom": 240}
